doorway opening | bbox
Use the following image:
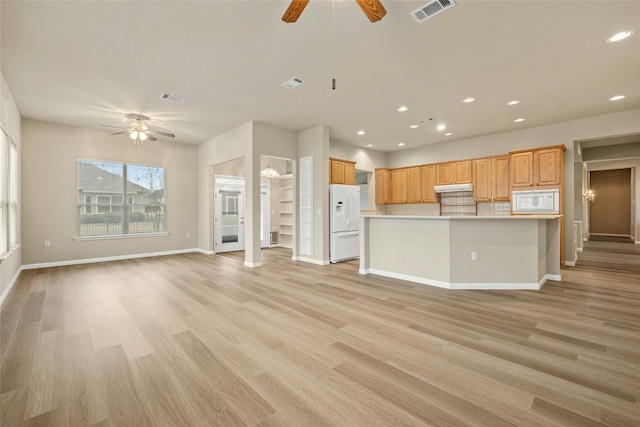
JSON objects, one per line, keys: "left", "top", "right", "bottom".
{"left": 262, "top": 155, "right": 294, "bottom": 257}
{"left": 588, "top": 168, "right": 634, "bottom": 242}
{"left": 213, "top": 175, "right": 271, "bottom": 253}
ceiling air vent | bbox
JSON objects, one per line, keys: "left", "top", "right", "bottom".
{"left": 281, "top": 77, "right": 305, "bottom": 89}
{"left": 411, "top": 0, "right": 456, "bottom": 23}
{"left": 160, "top": 92, "right": 186, "bottom": 103}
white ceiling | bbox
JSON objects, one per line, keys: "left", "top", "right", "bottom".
{"left": 1, "top": 1, "right": 639, "bottom": 152}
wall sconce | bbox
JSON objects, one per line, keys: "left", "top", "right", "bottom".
{"left": 583, "top": 189, "right": 595, "bottom": 202}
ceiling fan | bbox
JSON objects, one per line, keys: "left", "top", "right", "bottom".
{"left": 282, "top": 0, "right": 387, "bottom": 23}
{"left": 101, "top": 114, "right": 175, "bottom": 144}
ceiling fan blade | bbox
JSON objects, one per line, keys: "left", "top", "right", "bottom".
{"left": 146, "top": 133, "right": 158, "bottom": 142}
{"left": 100, "top": 124, "right": 129, "bottom": 130}
{"left": 355, "top": 0, "right": 387, "bottom": 22}
{"left": 282, "top": 0, "right": 309, "bottom": 23}
{"left": 150, "top": 130, "right": 175, "bottom": 138}
{"left": 110, "top": 131, "right": 128, "bottom": 136}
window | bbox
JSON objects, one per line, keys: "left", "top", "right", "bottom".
{"left": 9, "top": 143, "right": 17, "bottom": 249}
{"left": 77, "top": 159, "right": 166, "bottom": 237}
{"left": 0, "top": 129, "right": 18, "bottom": 255}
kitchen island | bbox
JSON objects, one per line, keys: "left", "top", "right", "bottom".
{"left": 359, "top": 215, "right": 562, "bottom": 290}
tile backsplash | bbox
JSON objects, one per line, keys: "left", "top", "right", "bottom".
{"left": 477, "top": 202, "right": 511, "bottom": 216}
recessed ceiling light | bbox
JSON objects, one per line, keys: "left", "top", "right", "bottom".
{"left": 507, "top": 100, "right": 520, "bottom": 106}
{"left": 463, "top": 97, "right": 475, "bottom": 103}
{"left": 609, "top": 95, "right": 626, "bottom": 101}
{"left": 397, "top": 106, "right": 409, "bottom": 112}
{"left": 357, "top": 130, "right": 366, "bottom": 135}
{"left": 367, "top": 144, "right": 373, "bottom": 147}
{"left": 514, "top": 118, "right": 525, "bottom": 123}
{"left": 437, "top": 124, "right": 446, "bottom": 131}
{"left": 410, "top": 125, "right": 419, "bottom": 129}
{"left": 607, "top": 30, "right": 634, "bottom": 43}
{"left": 398, "top": 142, "right": 405, "bottom": 147}
{"left": 444, "top": 132, "right": 453, "bottom": 136}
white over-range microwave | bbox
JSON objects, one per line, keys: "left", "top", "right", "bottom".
{"left": 512, "top": 189, "right": 560, "bottom": 214}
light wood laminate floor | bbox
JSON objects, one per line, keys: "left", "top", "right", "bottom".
{"left": 1, "top": 245, "right": 638, "bottom": 426}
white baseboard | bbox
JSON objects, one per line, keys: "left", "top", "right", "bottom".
{"left": 21, "top": 248, "right": 202, "bottom": 270}
{"left": 362, "top": 268, "right": 554, "bottom": 290}
{"left": 196, "top": 248, "right": 215, "bottom": 255}
{"left": 0, "top": 266, "right": 25, "bottom": 307}
{"left": 243, "top": 261, "right": 262, "bottom": 268}
{"left": 296, "top": 257, "right": 330, "bottom": 266}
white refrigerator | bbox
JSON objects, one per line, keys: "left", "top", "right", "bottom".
{"left": 330, "top": 184, "right": 360, "bottom": 263}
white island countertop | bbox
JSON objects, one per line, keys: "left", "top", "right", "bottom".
{"left": 360, "top": 214, "right": 562, "bottom": 220}
{"left": 359, "top": 215, "right": 562, "bottom": 290}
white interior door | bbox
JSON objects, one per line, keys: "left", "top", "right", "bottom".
{"left": 215, "top": 186, "right": 244, "bottom": 252}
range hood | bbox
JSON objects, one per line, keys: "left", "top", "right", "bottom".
{"left": 434, "top": 183, "right": 473, "bottom": 193}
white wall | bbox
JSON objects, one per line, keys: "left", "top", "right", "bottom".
{"left": 21, "top": 119, "right": 199, "bottom": 265}
{"left": 0, "top": 71, "right": 22, "bottom": 302}
{"left": 387, "top": 108, "right": 640, "bottom": 263}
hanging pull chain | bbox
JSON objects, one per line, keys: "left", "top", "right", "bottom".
{"left": 332, "top": 0, "right": 336, "bottom": 90}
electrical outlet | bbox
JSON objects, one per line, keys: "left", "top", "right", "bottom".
{"left": 186, "top": 232, "right": 190, "bottom": 238}
{"left": 471, "top": 251, "right": 477, "bottom": 261}
{"left": 44, "top": 240, "right": 51, "bottom": 247}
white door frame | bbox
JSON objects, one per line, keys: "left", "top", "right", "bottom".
{"left": 214, "top": 176, "right": 245, "bottom": 253}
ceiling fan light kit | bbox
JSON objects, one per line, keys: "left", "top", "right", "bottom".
{"left": 101, "top": 113, "right": 175, "bottom": 145}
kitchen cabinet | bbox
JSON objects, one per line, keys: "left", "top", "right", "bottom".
{"left": 375, "top": 168, "right": 391, "bottom": 205}
{"left": 421, "top": 165, "right": 437, "bottom": 203}
{"left": 492, "top": 155, "right": 510, "bottom": 201}
{"left": 436, "top": 163, "right": 454, "bottom": 185}
{"left": 473, "top": 158, "right": 492, "bottom": 201}
{"left": 329, "top": 158, "right": 356, "bottom": 185}
{"left": 406, "top": 167, "right": 422, "bottom": 203}
{"left": 390, "top": 169, "right": 408, "bottom": 204}
{"left": 510, "top": 151, "right": 534, "bottom": 187}
{"left": 436, "top": 161, "right": 472, "bottom": 185}
{"left": 510, "top": 146, "right": 564, "bottom": 188}
{"left": 534, "top": 147, "right": 563, "bottom": 186}
{"left": 454, "top": 161, "right": 473, "bottom": 184}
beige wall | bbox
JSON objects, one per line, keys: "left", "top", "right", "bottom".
{"left": 0, "top": 71, "right": 22, "bottom": 301}
{"left": 387, "top": 108, "right": 640, "bottom": 263}
{"left": 299, "top": 125, "right": 330, "bottom": 264}
{"left": 197, "top": 121, "right": 298, "bottom": 266}
{"left": 21, "top": 119, "right": 198, "bottom": 265}
{"left": 197, "top": 121, "right": 252, "bottom": 252}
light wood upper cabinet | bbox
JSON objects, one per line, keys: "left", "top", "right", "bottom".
{"left": 375, "top": 168, "right": 391, "bottom": 205}
{"left": 344, "top": 162, "right": 355, "bottom": 185}
{"left": 454, "top": 160, "right": 472, "bottom": 184}
{"left": 436, "top": 163, "right": 454, "bottom": 185}
{"left": 534, "top": 147, "right": 563, "bottom": 186}
{"left": 437, "top": 161, "right": 472, "bottom": 185}
{"left": 406, "top": 167, "right": 422, "bottom": 203}
{"left": 492, "top": 155, "right": 510, "bottom": 201}
{"left": 329, "top": 158, "right": 356, "bottom": 185}
{"left": 421, "top": 165, "right": 437, "bottom": 203}
{"left": 390, "top": 169, "right": 408, "bottom": 204}
{"left": 510, "top": 151, "right": 534, "bottom": 187}
{"left": 510, "top": 146, "right": 565, "bottom": 188}
{"left": 473, "top": 158, "right": 491, "bottom": 201}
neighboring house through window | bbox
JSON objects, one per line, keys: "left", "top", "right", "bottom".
{"left": 77, "top": 159, "right": 166, "bottom": 237}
